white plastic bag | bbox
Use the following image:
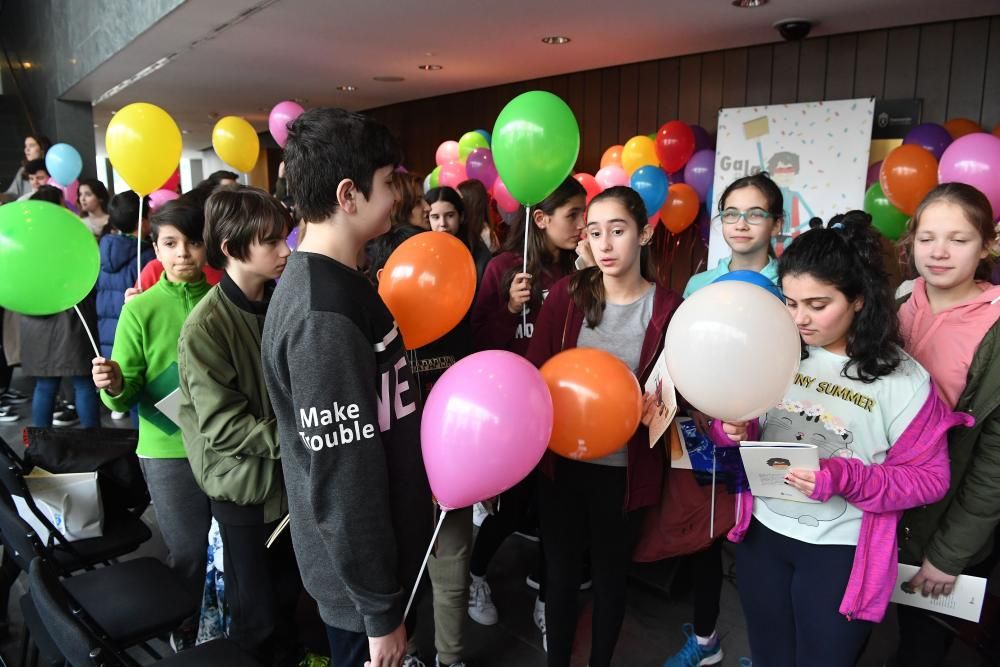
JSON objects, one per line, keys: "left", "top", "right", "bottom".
{"left": 13, "top": 469, "right": 104, "bottom": 543}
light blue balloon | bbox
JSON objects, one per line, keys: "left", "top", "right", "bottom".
{"left": 474, "top": 129, "right": 491, "bottom": 146}
{"left": 45, "top": 143, "right": 83, "bottom": 187}
{"left": 629, "top": 165, "right": 669, "bottom": 218}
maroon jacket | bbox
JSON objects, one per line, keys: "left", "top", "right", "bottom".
{"left": 527, "top": 274, "right": 683, "bottom": 511}
{"left": 471, "top": 251, "right": 572, "bottom": 356}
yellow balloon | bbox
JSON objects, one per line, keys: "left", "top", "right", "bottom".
{"left": 212, "top": 116, "right": 260, "bottom": 173}
{"left": 105, "top": 103, "right": 182, "bottom": 196}
{"left": 621, "top": 135, "right": 659, "bottom": 175}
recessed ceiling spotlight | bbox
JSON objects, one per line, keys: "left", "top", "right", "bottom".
{"left": 418, "top": 64, "right": 443, "bottom": 71}
{"left": 336, "top": 85, "right": 358, "bottom": 92}
{"left": 732, "top": 0, "right": 767, "bottom": 6}
{"left": 424, "top": 52, "right": 437, "bottom": 57}
{"left": 374, "top": 76, "right": 405, "bottom": 82}
{"left": 182, "top": 129, "right": 190, "bottom": 134}
{"left": 541, "top": 36, "right": 571, "bottom": 45}
{"left": 22, "top": 61, "right": 33, "bottom": 69}
{"left": 69, "top": 58, "right": 78, "bottom": 65}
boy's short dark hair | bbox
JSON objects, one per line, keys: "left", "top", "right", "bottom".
{"left": 108, "top": 191, "right": 152, "bottom": 234}
{"left": 25, "top": 158, "right": 48, "bottom": 176}
{"left": 284, "top": 108, "right": 402, "bottom": 222}
{"left": 204, "top": 186, "right": 293, "bottom": 270}
{"left": 150, "top": 197, "right": 205, "bottom": 244}
{"left": 29, "top": 185, "right": 63, "bottom": 205}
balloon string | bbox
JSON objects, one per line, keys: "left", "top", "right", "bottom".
{"left": 73, "top": 305, "right": 100, "bottom": 358}
{"left": 710, "top": 446, "right": 717, "bottom": 540}
{"left": 521, "top": 206, "right": 529, "bottom": 333}
{"left": 404, "top": 508, "right": 448, "bottom": 621}
{"left": 136, "top": 195, "right": 144, "bottom": 286}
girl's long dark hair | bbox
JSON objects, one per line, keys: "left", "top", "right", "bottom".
{"left": 779, "top": 210, "right": 904, "bottom": 383}
{"left": 500, "top": 176, "right": 587, "bottom": 307}
{"left": 570, "top": 186, "right": 653, "bottom": 328}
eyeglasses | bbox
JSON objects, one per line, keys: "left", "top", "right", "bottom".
{"left": 719, "top": 207, "right": 773, "bottom": 225}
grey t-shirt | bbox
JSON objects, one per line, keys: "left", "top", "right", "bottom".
{"left": 576, "top": 285, "right": 654, "bottom": 467}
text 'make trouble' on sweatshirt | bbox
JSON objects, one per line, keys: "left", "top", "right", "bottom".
{"left": 261, "top": 250, "right": 432, "bottom": 638}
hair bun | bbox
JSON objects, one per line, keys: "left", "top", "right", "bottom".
{"left": 827, "top": 210, "right": 882, "bottom": 268}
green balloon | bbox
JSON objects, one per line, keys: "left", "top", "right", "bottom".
{"left": 458, "top": 131, "right": 489, "bottom": 161}
{"left": 492, "top": 91, "right": 580, "bottom": 206}
{"left": 0, "top": 201, "right": 99, "bottom": 315}
{"left": 864, "top": 182, "right": 910, "bottom": 241}
{"left": 429, "top": 166, "right": 441, "bottom": 189}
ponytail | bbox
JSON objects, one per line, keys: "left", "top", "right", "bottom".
{"left": 778, "top": 210, "right": 903, "bottom": 383}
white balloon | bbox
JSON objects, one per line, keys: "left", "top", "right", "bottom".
{"left": 665, "top": 281, "right": 800, "bottom": 422}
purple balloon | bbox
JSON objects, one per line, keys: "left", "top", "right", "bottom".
{"left": 269, "top": 101, "right": 304, "bottom": 149}
{"left": 866, "top": 160, "right": 883, "bottom": 189}
{"left": 684, "top": 149, "right": 716, "bottom": 202}
{"left": 691, "top": 125, "right": 715, "bottom": 152}
{"left": 286, "top": 225, "right": 300, "bottom": 250}
{"left": 903, "top": 123, "right": 953, "bottom": 161}
{"left": 938, "top": 132, "right": 1000, "bottom": 221}
{"left": 465, "top": 148, "right": 498, "bottom": 190}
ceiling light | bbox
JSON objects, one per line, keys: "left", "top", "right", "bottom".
{"left": 182, "top": 129, "right": 190, "bottom": 134}
{"left": 69, "top": 58, "right": 78, "bottom": 65}
{"left": 336, "top": 85, "right": 357, "bottom": 92}
{"left": 93, "top": 55, "right": 175, "bottom": 105}
{"left": 541, "top": 36, "right": 571, "bottom": 45}
{"left": 22, "top": 62, "right": 32, "bottom": 69}
{"left": 418, "top": 64, "right": 443, "bottom": 71}
{"left": 424, "top": 52, "right": 437, "bottom": 57}
{"left": 732, "top": 0, "right": 767, "bottom": 6}
{"left": 374, "top": 76, "right": 405, "bottom": 83}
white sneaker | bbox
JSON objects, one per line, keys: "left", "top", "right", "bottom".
{"left": 533, "top": 597, "right": 547, "bottom": 652}
{"left": 402, "top": 655, "right": 426, "bottom": 667}
{"left": 436, "top": 657, "right": 466, "bottom": 667}
{"left": 472, "top": 502, "right": 488, "bottom": 527}
{"left": 111, "top": 410, "right": 128, "bottom": 420}
{"left": 468, "top": 575, "right": 499, "bottom": 625}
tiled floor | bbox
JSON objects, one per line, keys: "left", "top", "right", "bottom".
{"left": 0, "top": 368, "right": 989, "bottom": 666}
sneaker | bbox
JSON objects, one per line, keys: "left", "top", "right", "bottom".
{"left": 472, "top": 502, "right": 488, "bottom": 527}
{"left": 738, "top": 659, "right": 752, "bottom": 667}
{"left": 513, "top": 527, "right": 539, "bottom": 542}
{"left": 52, "top": 407, "right": 79, "bottom": 427}
{"left": 110, "top": 410, "right": 129, "bottom": 420}
{"left": 402, "top": 655, "right": 426, "bottom": 667}
{"left": 52, "top": 401, "right": 71, "bottom": 419}
{"left": 0, "top": 406, "right": 19, "bottom": 423}
{"left": 0, "top": 388, "right": 28, "bottom": 405}
{"left": 663, "top": 624, "right": 723, "bottom": 667}
{"left": 168, "top": 629, "right": 196, "bottom": 653}
{"left": 297, "top": 653, "right": 331, "bottom": 667}
{"left": 526, "top": 573, "right": 540, "bottom": 590}
{"left": 533, "top": 597, "right": 547, "bottom": 653}
{"left": 436, "top": 658, "right": 466, "bottom": 667}
{"left": 468, "top": 575, "right": 499, "bottom": 626}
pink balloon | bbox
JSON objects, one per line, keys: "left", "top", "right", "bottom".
{"left": 48, "top": 177, "right": 78, "bottom": 208}
{"left": 938, "top": 132, "right": 1000, "bottom": 221}
{"left": 436, "top": 141, "right": 460, "bottom": 167}
{"left": 421, "top": 351, "right": 553, "bottom": 509}
{"left": 595, "top": 165, "right": 628, "bottom": 190}
{"left": 439, "top": 161, "right": 467, "bottom": 188}
{"left": 493, "top": 178, "right": 519, "bottom": 213}
{"left": 149, "top": 188, "right": 180, "bottom": 211}
{"left": 269, "top": 101, "right": 304, "bottom": 149}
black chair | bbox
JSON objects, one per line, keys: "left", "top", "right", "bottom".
{"left": 0, "top": 436, "right": 151, "bottom": 575}
{"left": 27, "top": 557, "right": 261, "bottom": 667}
{"left": 0, "top": 500, "right": 196, "bottom": 661}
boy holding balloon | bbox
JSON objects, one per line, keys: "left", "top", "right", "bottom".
{"left": 260, "top": 108, "right": 432, "bottom": 667}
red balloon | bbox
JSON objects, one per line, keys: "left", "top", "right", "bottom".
{"left": 159, "top": 167, "right": 181, "bottom": 193}
{"left": 573, "top": 173, "right": 602, "bottom": 204}
{"left": 655, "top": 121, "right": 696, "bottom": 173}
{"left": 659, "top": 184, "right": 700, "bottom": 234}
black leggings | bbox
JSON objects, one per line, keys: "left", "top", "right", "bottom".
{"left": 538, "top": 458, "right": 638, "bottom": 667}
{"left": 690, "top": 537, "right": 724, "bottom": 637}
{"left": 470, "top": 473, "right": 545, "bottom": 594}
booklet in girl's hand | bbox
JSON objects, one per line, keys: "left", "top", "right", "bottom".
{"left": 738, "top": 442, "right": 820, "bottom": 503}
{"left": 153, "top": 387, "right": 183, "bottom": 428}
{"left": 643, "top": 347, "right": 677, "bottom": 448}
{"left": 891, "top": 563, "right": 986, "bottom": 622}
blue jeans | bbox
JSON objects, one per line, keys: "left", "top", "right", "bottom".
{"left": 31, "top": 376, "right": 100, "bottom": 428}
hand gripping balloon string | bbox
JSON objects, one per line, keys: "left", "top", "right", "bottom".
{"left": 73, "top": 305, "right": 100, "bottom": 357}
{"left": 522, "top": 206, "right": 530, "bottom": 333}
{"left": 404, "top": 509, "right": 448, "bottom": 621}
{"left": 136, "top": 196, "right": 144, "bottom": 282}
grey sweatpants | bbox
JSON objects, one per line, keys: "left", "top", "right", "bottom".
{"left": 139, "top": 457, "right": 213, "bottom": 609}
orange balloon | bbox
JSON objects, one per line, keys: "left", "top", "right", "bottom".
{"left": 540, "top": 348, "right": 642, "bottom": 461}
{"left": 943, "top": 118, "right": 982, "bottom": 140}
{"left": 879, "top": 145, "right": 938, "bottom": 216}
{"left": 993, "top": 121, "right": 1000, "bottom": 138}
{"left": 601, "top": 145, "right": 624, "bottom": 169}
{"left": 378, "top": 232, "right": 476, "bottom": 349}
{"left": 659, "top": 183, "right": 700, "bottom": 234}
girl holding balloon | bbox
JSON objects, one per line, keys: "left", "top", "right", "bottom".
{"left": 466, "top": 176, "right": 586, "bottom": 632}
{"left": 714, "top": 213, "right": 969, "bottom": 667}
{"left": 527, "top": 186, "right": 682, "bottom": 667}
{"left": 894, "top": 183, "right": 1000, "bottom": 666}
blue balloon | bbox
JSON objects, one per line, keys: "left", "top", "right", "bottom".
{"left": 629, "top": 165, "right": 669, "bottom": 219}
{"left": 713, "top": 270, "right": 783, "bottom": 302}
{"left": 474, "top": 129, "right": 491, "bottom": 146}
{"left": 45, "top": 143, "right": 83, "bottom": 187}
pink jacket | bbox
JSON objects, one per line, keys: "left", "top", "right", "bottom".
{"left": 712, "top": 386, "right": 973, "bottom": 622}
